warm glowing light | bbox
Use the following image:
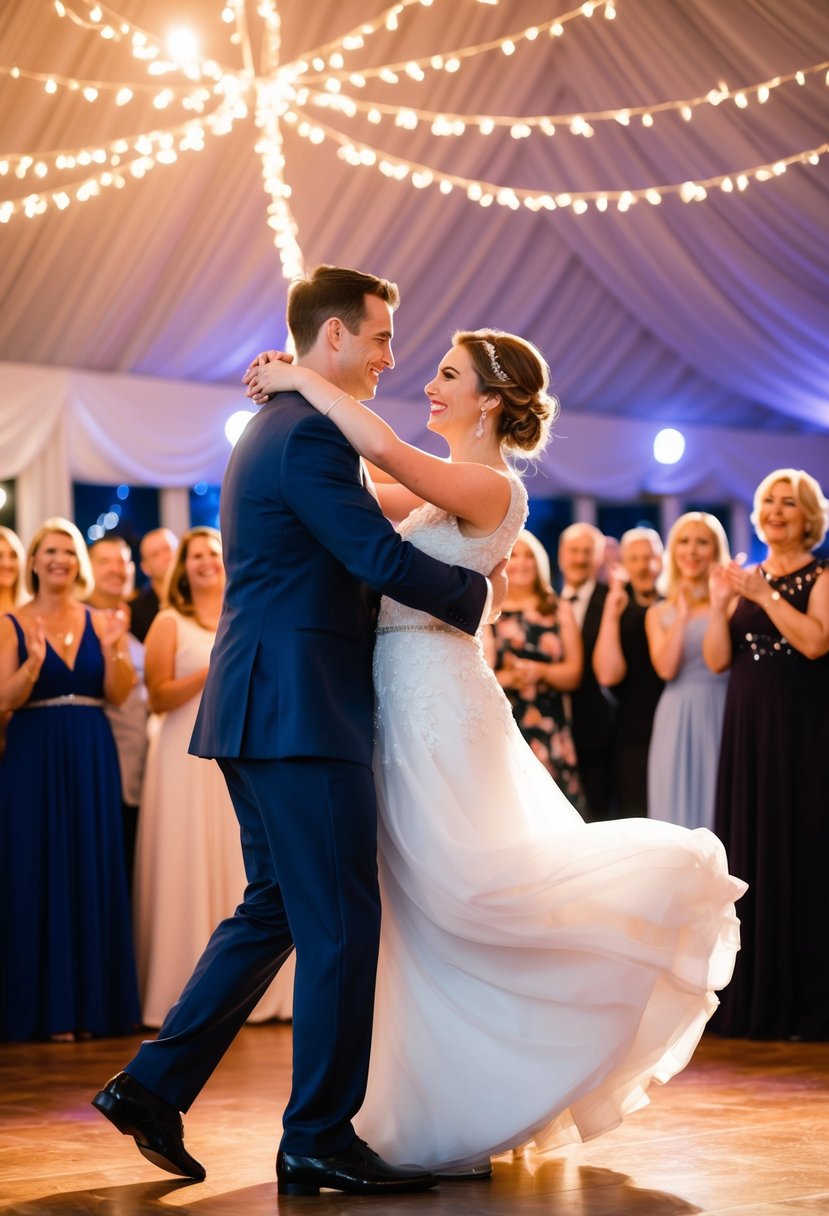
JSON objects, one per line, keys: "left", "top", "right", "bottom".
{"left": 166, "top": 27, "right": 199, "bottom": 66}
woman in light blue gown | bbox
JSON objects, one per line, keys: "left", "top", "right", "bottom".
{"left": 646, "top": 512, "right": 730, "bottom": 830}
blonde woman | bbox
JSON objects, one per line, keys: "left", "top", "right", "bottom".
{"left": 0, "top": 525, "right": 26, "bottom": 614}
{"left": 0, "top": 525, "right": 27, "bottom": 753}
{"left": 0, "top": 518, "right": 139, "bottom": 1040}
{"left": 705, "top": 469, "right": 829, "bottom": 1039}
{"left": 645, "top": 512, "right": 730, "bottom": 830}
{"left": 133, "top": 527, "right": 292, "bottom": 1027}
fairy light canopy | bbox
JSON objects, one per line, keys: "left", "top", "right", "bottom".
{"left": 0, "top": 0, "right": 827, "bottom": 436}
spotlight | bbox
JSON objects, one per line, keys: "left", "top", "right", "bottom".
{"left": 653, "top": 427, "right": 685, "bottom": 465}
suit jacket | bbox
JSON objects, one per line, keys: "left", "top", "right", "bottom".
{"left": 570, "top": 581, "right": 617, "bottom": 757}
{"left": 190, "top": 393, "right": 488, "bottom": 768}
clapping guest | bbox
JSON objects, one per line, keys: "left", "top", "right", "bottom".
{"left": 134, "top": 527, "right": 292, "bottom": 1027}
{"left": 558, "top": 523, "right": 616, "bottom": 820}
{"left": 130, "top": 527, "right": 177, "bottom": 643}
{"left": 646, "top": 513, "right": 730, "bottom": 831}
{"left": 0, "top": 526, "right": 26, "bottom": 755}
{"left": 87, "top": 536, "right": 150, "bottom": 892}
{"left": 0, "top": 526, "right": 26, "bottom": 614}
{"left": 704, "top": 469, "right": 829, "bottom": 1039}
{"left": 0, "top": 518, "right": 139, "bottom": 1040}
{"left": 593, "top": 528, "right": 664, "bottom": 817}
{"left": 488, "top": 530, "right": 585, "bottom": 814}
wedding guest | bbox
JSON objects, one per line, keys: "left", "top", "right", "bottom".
{"left": 487, "top": 529, "right": 585, "bottom": 813}
{"left": 0, "top": 525, "right": 26, "bottom": 613}
{"left": 0, "top": 518, "right": 139, "bottom": 1040}
{"left": 133, "top": 527, "right": 292, "bottom": 1027}
{"left": 0, "top": 525, "right": 26, "bottom": 755}
{"left": 646, "top": 513, "right": 729, "bottom": 831}
{"left": 593, "top": 527, "right": 664, "bottom": 817}
{"left": 558, "top": 522, "right": 616, "bottom": 820}
{"left": 130, "top": 527, "right": 177, "bottom": 643}
{"left": 705, "top": 469, "right": 829, "bottom": 1039}
{"left": 87, "top": 536, "right": 150, "bottom": 892}
{"left": 596, "top": 534, "right": 621, "bottom": 584}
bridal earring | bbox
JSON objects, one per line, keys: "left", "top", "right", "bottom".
{"left": 475, "top": 406, "right": 487, "bottom": 439}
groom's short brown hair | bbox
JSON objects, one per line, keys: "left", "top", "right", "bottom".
{"left": 287, "top": 265, "right": 400, "bottom": 357}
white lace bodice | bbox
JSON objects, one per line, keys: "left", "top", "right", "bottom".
{"left": 378, "top": 472, "right": 529, "bottom": 632}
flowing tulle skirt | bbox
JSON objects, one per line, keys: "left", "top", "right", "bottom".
{"left": 355, "top": 630, "right": 745, "bottom": 1169}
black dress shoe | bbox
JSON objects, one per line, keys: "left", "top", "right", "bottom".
{"left": 92, "top": 1072, "right": 205, "bottom": 1181}
{"left": 276, "top": 1138, "right": 436, "bottom": 1195}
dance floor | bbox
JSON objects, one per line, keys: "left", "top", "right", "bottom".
{"left": 1, "top": 1027, "right": 827, "bottom": 1215}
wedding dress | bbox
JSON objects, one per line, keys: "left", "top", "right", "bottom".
{"left": 355, "top": 473, "right": 746, "bottom": 1170}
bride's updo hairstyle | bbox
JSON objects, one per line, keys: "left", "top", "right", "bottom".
{"left": 453, "top": 328, "right": 559, "bottom": 458}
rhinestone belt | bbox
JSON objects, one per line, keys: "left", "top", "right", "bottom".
{"left": 22, "top": 695, "right": 106, "bottom": 709}
{"left": 376, "top": 624, "right": 474, "bottom": 641}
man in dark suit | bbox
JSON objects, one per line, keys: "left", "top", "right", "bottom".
{"left": 558, "top": 522, "right": 617, "bottom": 821}
{"left": 93, "top": 266, "right": 503, "bottom": 1196}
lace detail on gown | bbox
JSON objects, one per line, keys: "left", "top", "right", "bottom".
{"left": 374, "top": 473, "right": 527, "bottom": 764}
{"left": 356, "top": 471, "right": 746, "bottom": 1171}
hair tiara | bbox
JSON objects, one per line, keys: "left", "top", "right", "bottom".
{"left": 481, "top": 339, "right": 509, "bottom": 383}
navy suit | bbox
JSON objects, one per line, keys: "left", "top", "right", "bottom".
{"left": 126, "top": 394, "right": 488, "bottom": 1156}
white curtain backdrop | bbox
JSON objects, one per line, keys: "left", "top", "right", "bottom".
{"left": 3, "top": 360, "right": 827, "bottom": 545}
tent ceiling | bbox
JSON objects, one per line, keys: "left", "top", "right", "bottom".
{"left": 1, "top": 0, "right": 827, "bottom": 434}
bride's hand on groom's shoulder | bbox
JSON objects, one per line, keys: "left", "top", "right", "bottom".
{"left": 242, "top": 349, "right": 295, "bottom": 403}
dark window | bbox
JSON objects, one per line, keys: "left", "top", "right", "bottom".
{"left": 0, "top": 479, "right": 15, "bottom": 531}
{"left": 190, "top": 483, "right": 221, "bottom": 529}
{"left": 525, "top": 497, "right": 573, "bottom": 577}
{"left": 597, "top": 501, "right": 661, "bottom": 540}
{"left": 72, "top": 483, "right": 160, "bottom": 584}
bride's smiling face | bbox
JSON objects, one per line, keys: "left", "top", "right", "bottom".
{"left": 425, "top": 343, "right": 492, "bottom": 439}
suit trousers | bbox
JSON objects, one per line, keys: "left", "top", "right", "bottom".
{"left": 126, "top": 755, "right": 381, "bottom": 1157}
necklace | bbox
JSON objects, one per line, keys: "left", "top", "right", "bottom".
{"left": 55, "top": 629, "right": 75, "bottom": 648}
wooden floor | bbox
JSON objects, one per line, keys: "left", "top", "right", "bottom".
{"left": 1, "top": 1027, "right": 827, "bottom": 1215}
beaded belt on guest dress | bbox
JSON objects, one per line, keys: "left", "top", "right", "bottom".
{"left": 22, "top": 695, "right": 105, "bottom": 709}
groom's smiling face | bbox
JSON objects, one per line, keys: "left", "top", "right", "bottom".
{"left": 337, "top": 294, "right": 396, "bottom": 402}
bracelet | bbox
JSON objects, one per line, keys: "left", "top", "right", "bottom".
{"left": 323, "top": 392, "right": 349, "bottom": 417}
{"left": 110, "top": 650, "right": 128, "bottom": 662}
{"left": 22, "top": 664, "right": 38, "bottom": 683}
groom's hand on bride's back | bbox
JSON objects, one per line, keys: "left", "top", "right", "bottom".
{"left": 487, "top": 557, "right": 509, "bottom": 623}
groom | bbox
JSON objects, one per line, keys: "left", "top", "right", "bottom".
{"left": 93, "top": 265, "right": 504, "bottom": 1196}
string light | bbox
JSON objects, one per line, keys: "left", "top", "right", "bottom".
{"left": 299, "top": 0, "right": 615, "bottom": 85}
{"left": 293, "top": 107, "right": 828, "bottom": 212}
{"left": 2, "top": 0, "right": 826, "bottom": 272}
{"left": 299, "top": 59, "right": 829, "bottom": 138}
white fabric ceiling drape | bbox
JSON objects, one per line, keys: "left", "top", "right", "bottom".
{"left": 1, "top": 0, "right": 828, "bottom": 533}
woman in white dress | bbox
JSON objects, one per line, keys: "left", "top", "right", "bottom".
{"left": 134, "top": 527, "right": 293, "bottom": 1027}
{"left": 246, "top": 331, "right": 745, "bottom": 1173}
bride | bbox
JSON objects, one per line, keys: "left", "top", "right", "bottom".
{"left": 245, "top": 330, "right": 746, "bottom": 1173}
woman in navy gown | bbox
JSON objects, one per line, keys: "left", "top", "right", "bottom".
{"left": 0, "top": 518, "right": 140, "bottom": 1040}
{"left": 705, "top": 469, "right": 829, "bottom": 1039}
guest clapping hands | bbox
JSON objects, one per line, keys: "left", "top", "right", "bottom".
{"left": 0, "top": 519, "right": 139, "bottom": 1040}
{"left": 705, "top": 469, "right": 829, "bottom": 1039}
{"left": 646, "top": 513, "right": 730, "bottom": 831}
